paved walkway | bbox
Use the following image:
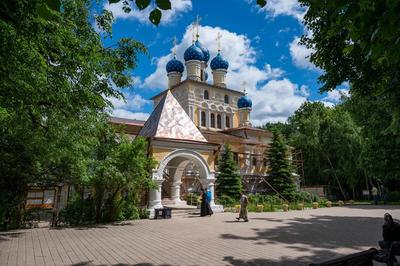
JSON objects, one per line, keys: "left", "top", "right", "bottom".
{"left": 1, "top": 205, "right": 399, "bottom": 266}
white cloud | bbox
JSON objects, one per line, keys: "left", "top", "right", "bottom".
{"left": 320, "top": 88, "right": 350, "bottom": 107}
{"left": 110, "top": 93, "right": 150, "bottom": 110}
{"left": 264, "top": 64, "right": 284, "bottom": 79}
{"left": 104, "top": 0, "right": 192, "bottom": 24}
{"left": 289, "top": 36, "right": 319, "bottom": 71}
{"left": 251, "top": 79, "right": 307, "bottom": 125}
{"left": 143, "top": 24, "right": 308, "bottom": 125}
{"left": 259, "top": 0, "right": 307, "bottom": 22}
{"left": 112, "top": 109, "right": 150, "bottom": 121}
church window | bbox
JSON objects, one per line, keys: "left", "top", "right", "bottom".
{"left": 224, "top": 95, "right": 229, "bottom": 104}
{"left": 210, "top": 113, "right": 215, "bottom": 128}
{"left": 252, "top": 157, "right": 257, "bottom": 166}
{"left": 263, "top": 157, "right": 268, "bottom": 167}
{"left": 226, "top": 116, "right": 230, "bottom": 128}
{"left": 201, "top": 111, "right": 206, "bottom": 127}
{"left": 217, "top": 114, "right": 222, "bottom": 129}
{"left": 204, "top": 90, "right": 209, "bottom": 100}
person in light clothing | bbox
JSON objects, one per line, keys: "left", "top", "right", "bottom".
{"left": 236, "top": 193, "right": 249, "bottom": 222}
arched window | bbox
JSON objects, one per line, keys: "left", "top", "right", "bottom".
{"left": 263, "top": 158, "right": 268, "bottom": 167}
{"left": 252, "top": 157, "right": 257, "bottom": 166}
{"left": 225, "top": 116, "right": 230, "bottom": 128}
{"left": 201, "top": 111, "right": 206, "bottom": 127}
{"left": 210, "top": 113, "right": 215, "bottom": 128}
{"left": 204, "top": 90, "right": 209, "bottom": 100}
{"left": 217, "top": 114, "right": 222, "bottom": 129}
{"left": 224, "top": 95, "right": 229, "bottom": 104}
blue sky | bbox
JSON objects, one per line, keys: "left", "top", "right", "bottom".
{"left": 100, "top": 0, "right": 348, "bottom": 125}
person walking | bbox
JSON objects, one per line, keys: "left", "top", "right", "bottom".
{"left": 372, "top": 186, "right": 379, "bottom": 205}
{"left": 236, "top": 193, "right": 249, "bottom": 222}
{"left": 200, "top": 188, "right": 213, "bottom": 217}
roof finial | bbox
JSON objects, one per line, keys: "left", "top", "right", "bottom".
{"left": 242, "top": 81, "right": 247, "bottom": 94}
{"left": 217, "top": 32, "right": 222, "bottom": 53}
{"left": 172, "top": 36, "right": 177, "bottom": 57}
{"left": 195, "top": 15, "right": 201, "bottom": 40}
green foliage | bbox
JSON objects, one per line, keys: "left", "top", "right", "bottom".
{"left": 215, "top": 145, "right": 242, "bottom": 199}
{"left": 266, "top": 132, "right": 297, "bottom": 201}
{"left": 59, "top": 195, "right": 95, "bottom": 225}
{"left": 113, "top": 0, "right": 171, "bottom": 26}
{"left": 0, "top": 0, "right": 147, "bottom": 229}
{"left": 257, "top": 0, "right": 267, "bottom": 8}
{"left": 217, "top": 195, "right": 238, "bottom": 207}
{"left": 300, "top": 0, "right": 400, "bottom": 133}
{"left": 388, "top": 191, "right": 400, "bottom": 202}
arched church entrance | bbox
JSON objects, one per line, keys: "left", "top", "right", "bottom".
{"left": 148, "top": 149, "right": 216, "bottom": 216}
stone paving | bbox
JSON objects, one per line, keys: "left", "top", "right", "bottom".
{"left": 1, "top": 205, "right": 399, "bottom": 266}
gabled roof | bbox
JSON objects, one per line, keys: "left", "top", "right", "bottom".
{"left": 139, "top": 90, "right": 207, "bottom": 142}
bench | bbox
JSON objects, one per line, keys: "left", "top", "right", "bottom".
{"left": 309, "top": 248, "right": 378, "bottom": 266}
{"left": 154, "top": 208, "right": 172, "bottom": 219}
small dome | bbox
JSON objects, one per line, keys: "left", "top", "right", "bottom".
{"left": 184, "top": 44, "right": 204, "bottom": 61}
{"left": 237, "top": 95, "right": 252, "bottom": 109}
{"left": 166, "top": 57, "right": 184, "bottom": 73}
{"left": 210, "top": 52, "right": 229, "bottom": 70}
{"left": 195, "top": 40, "right": 210, "bottom": 63}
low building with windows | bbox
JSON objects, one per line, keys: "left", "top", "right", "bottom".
{"left": 110, "top": 33, "right": 277, "bottom": 217}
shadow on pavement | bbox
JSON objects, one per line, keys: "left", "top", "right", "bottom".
{"left": 220, "top": 215, "right": 384, "bottom": 265}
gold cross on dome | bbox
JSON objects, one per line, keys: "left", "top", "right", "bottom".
{"left": 242, "top": 81, "right": 247, "bottom": 94}
{"left": 195, "top": 15, "right": 201, "bottom": 40}
{"left": 217, "top": 32, "right": 222, "bottom": 52}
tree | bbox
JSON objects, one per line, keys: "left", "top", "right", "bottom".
{"left": 87, "top": 124, "right": 156, "bottom": 223}
{"left": 300, "top": 0, "right": 400, "bottom": 133}
{"left": 215, "top": 144, "right": 242, "bottom": 199}
{"left": 266, "top": 131, "right": 297, "bottom": 201}
{"left": 288, "top": 101, "right": 364, "bottom": 199}
{"left": 0, "top": 0, "right": 146, "bottom": 229}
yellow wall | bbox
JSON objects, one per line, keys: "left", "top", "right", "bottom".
{"left": 233, "top": 113, "right": 239, "bottom": 128}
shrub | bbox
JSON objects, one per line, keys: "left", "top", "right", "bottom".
{"left": 59, "top": 196, "right": 95, "bottom": 225}
{"left": 217, "top": 195, "right": 237, "bottom": 207}
{"left": 388, "top": 191, "right": 400, "bottom": 202}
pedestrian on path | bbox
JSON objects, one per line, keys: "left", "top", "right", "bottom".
{"left": 372, "top": 186, "right": 379, "bottom": 205}
{"left": 200, "top": 188, "right": 213, "bottom": 217}
{"left": 236, "top": 193, "right": 249, "bottom": 222}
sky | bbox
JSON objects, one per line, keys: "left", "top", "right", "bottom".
{"left": 99, "top": 0, "right": 349, "bottom": 126}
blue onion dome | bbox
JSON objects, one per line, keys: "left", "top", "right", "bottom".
{"left": 184, "top": 43, "right": 204, "bottom": 61}
{"left": 210, "top": 52, "right": 229, "bottom": 70}
{"left": 166, "top": 57, "right": 184, "bottom": 73}
{"left": 237, "top": 95, "right": 252, "bottom": 109}
{"left": 195, "top": 40, "right": 210, "bottom": 63}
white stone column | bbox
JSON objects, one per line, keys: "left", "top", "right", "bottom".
{"left": 207, "top": 181, "right": 216, "bottom": 206}
{"left": 170, "top": 181, "right": 183, "bottom": 204}
{"left": 148, "top": 179, "right": 164, "bottom": 211}
{"left": 222, "top": 113, "right": 226, "bottom": 130}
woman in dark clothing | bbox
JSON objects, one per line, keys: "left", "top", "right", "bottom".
{"left": 200, "top": 188, "right": 213, "bottom": 217}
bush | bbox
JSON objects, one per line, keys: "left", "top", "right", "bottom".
{"left": 58, "top": 196, "right": 95, "bottom": 225}
{"left": 184, "top": 193, "right": 200, "bottom": 206}
{"left": 388, "top": 191, "right": 400, "bottom": 202}
{"left": 217, "top": 195, "right": 238, "bottom": 207}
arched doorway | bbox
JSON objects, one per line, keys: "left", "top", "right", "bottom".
{"left": 148, "top": 149, "right": 216, "bottom": 215}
